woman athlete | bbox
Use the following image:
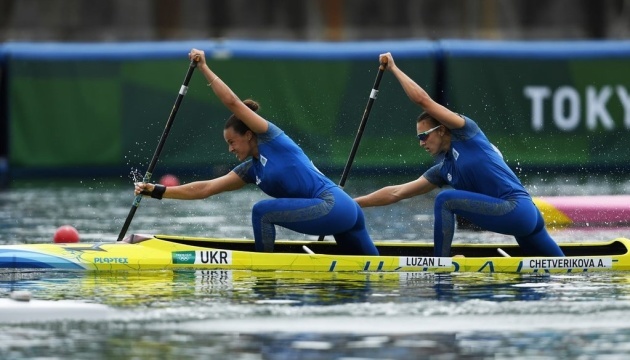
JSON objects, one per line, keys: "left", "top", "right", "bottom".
{"left": 135, "top": 48, "right": 378, "bottom": 256}
{"left": 355, "top": 52, "right": 564, "bottom": 258}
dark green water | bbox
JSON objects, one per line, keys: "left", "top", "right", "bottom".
{"left": 1, "top": 176, "right": 630, "bottom": 359}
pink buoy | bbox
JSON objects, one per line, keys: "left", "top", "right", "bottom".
{"left": 159, "top": 174, "right": 180, "bottom": 187}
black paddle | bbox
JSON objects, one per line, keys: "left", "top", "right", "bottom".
{"left": 117, "top": 60, "right": 197, "bottom": 241}
{"left": 318, "top": 59, "right": 388, "bottom": 241}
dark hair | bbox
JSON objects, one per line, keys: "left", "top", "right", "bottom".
{"left": 416, "top": 111, "right": 439, "bottom": 127}
{"left": 224, "top": 99, "right": 260, "bottom": 134}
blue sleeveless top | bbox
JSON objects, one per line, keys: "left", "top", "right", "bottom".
{"left": 423, "top": 116, "right": 530, "bottom": 200}
{"left": 233, "top": 121, "right": 335, "bottom": 198}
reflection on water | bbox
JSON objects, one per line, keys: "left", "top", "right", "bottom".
{"left": 2, "top": 270, "right": 630, "bottom": 358}
{"left": 2, "top": 176, "right": 630, "bottom": 358}
{"left": 5, "top": 269, "right": 630, "bottom": 312}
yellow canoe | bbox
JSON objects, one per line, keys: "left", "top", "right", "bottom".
{"left": 1, "top": 234, "right": 629, "bottom": 274}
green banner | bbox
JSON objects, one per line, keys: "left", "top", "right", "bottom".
{"left": 9, "top": 56, "right": 436, "bottom": 176}
{"left": 10, "top": 61, "right": 121, "bottom": 167}
{"left": 8, "top": 40, "right": 630, "bottom": 178}
{"left": 442, "top": 45, "right": 630, "bottom": 171}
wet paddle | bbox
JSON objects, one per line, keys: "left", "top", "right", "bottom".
{"left": 117, "top": 60, "right": 197, "bottom": 241}
{"left": 318, "top": 59, "right": 388, "bottom": 241}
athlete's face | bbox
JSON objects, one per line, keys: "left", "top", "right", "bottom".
{"left": 224, "top": 127, "right": 255, "bottom": 161}
{"left": 417, "top": 121, "right": 444, "bottom": 156}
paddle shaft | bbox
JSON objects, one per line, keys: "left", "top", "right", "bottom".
{"left": 318, "top": 60, "right": 387, "bottom": 241}
{"left": 117, "top": 60, "right": 197, "bottom": 241}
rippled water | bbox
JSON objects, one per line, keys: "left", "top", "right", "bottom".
{"left": 2, "top": 175, "right": 630, "bottom": 359}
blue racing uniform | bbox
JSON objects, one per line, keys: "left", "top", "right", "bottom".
{"left": 423, "top": 116, "right": 565, "bottom": 257}
{"left": 233, "top": 121, "right": 378, "bottom": 255}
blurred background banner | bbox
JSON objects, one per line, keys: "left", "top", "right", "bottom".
{"left": 1, "top": 0, "right": 629, "bottom": 180}
{"left": 3, "top": 40, "right": 437, "bottom": 178}
{"left": 440, "top": 40, "right": 630, "bottom": 173}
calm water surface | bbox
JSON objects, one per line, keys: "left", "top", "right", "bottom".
{"left": 2, "top": 175, "right": 630, "bottom": 359}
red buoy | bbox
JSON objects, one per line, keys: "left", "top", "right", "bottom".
{"left": 53, "top": 225, "right": 80, "bottom": 243}
{"left": 159, "top": 174, "right": 180, "bottom": 187}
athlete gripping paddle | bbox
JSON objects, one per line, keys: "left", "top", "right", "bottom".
{"left": 355, "top": 52, "right": 565, "bottom": 258}
{"left": 135, "top": 49, "right": 378, "bottom": 255}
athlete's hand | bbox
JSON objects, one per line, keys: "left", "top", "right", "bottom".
{"left": 379, "top": 52, "right": 395, "bottom": 70}
{"left": 134, "top": 182, "right": 155, "bottom": 196}
{"left": 189, "top": 48, "right": 207, "bottom": 65}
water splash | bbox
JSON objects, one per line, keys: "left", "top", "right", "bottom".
{"left": 128, "top": 168, "right": 144, "bottom": 183}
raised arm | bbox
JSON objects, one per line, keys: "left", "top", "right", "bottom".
{"left": 189, "top": 48, "right": 268, "bottom": 134}
{"left": 379, "top": 52, "right": 464, "bottom": 130}
{"left": 355, "top": 176, "right": 437, "bottom": 208}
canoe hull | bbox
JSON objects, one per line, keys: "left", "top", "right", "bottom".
{"left": 1, "top": 235, "right": 629, "bottom": 274}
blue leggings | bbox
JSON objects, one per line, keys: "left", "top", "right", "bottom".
{"left": 251, "top": 187, "right": 379, "bottom": 255}
{"left": 434, "top": 190, "right": 565, "bottom": 257}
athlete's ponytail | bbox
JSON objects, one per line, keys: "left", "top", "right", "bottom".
{"left": 225, "top": 99, "right": 260, "bottom": 134}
